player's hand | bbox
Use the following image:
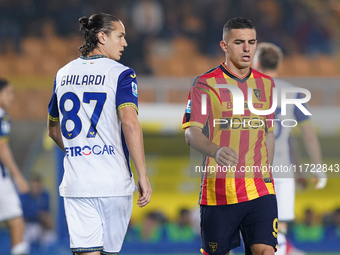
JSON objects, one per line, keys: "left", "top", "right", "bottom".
{"left": 312, "top": 171, "right": 327, "bottom": 189}
{"left": 14, "top": 175, "right": 30, "bottom": 193}
{"left": 137, "top": 176, "right": 152, "bottom": 208}
{"left": 214, "top": 147, "right": 238, "bottom": 167}
{"left": 313, "top": 177, "right": 327, "bottom": 190}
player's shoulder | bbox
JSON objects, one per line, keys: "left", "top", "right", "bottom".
{"left": 99, "top": 58, "right": 136, "bottom": 79}
{"left": 192, "top": 65, "right": 221, "bottom": 87}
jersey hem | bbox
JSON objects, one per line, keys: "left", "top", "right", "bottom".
{"left": 60, "top": 191, "right": 135, "bottom": 198}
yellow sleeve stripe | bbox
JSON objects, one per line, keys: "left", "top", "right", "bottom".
{"left": 182, "top": 122, "right": 190, "bottom": 129}
{"left": 298, "top": 119, "right": 311, "bottom": 126}
{"left": 48, "top": 114, "right": 59, "bottom": 122}
{"left": 117, "top": 102, "right": 138, "bottom": 113}
{"left": 0, "top": 136, "right": 9, "bottom": 143}
{"left": 184, "top": 121, "right": 204, "bottom": 129}
{"left": 191, "top": 121, "right": 205, "bottom": 129}
{"left": 267, "top": 126, "right": 275, "bottom": 132}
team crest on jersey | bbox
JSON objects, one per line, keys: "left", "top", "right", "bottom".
{"left": 131, "top": 82, "right": 138, "bottom": 97}
{"left": 185, "top": 99, "right": 191, "bottom": 113}
{"left": 209, "top": 242, "right": 217, "bottom": 252}
{"left": 253, "top": 89, "right": 262, "bottom": 100}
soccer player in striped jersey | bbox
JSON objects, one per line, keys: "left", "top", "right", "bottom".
{"left": 252, "top": 42, "right": 326, "bottom": 255}
{"left": 0, "top": 79, "right": 30, "bottom": 255}
{"left": 48, "top": 13, "right": 152, "bottom": 255}
{"left": 183, "top": 17, "right": 277, "bottom": 255}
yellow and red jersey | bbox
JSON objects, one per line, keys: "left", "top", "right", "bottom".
{"left": 182, "top": 63, "right": 276, "bottom": 206}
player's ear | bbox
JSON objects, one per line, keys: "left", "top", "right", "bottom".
{"left": 220, "top": 41, "right": 227, "bottom": 53}
{"left": 97, "top": 31, "right": 106, "bottom": 45}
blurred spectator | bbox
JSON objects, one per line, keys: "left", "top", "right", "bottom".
{"left": 20, "top": 175, "right": 56, "bottom": 249}
{"left": 0, "top": 0, "right": 23, "bottom": 54}
{"left": 324, "top": 208, "right": 340, "bottom": 240}
{"left": 293, "top": 208, "right": 324, "bottom": 242}
{"left": 165, "top": 208, "right": 197, "bottom": 242}
{"left": 295, "top": 5, "right": 334, "bottom": 56}
{"left": 131, "top": 0, "right": 164, "bottom": 36}
{"left": 129, "top": 211, "right": 167, "bottom": 243}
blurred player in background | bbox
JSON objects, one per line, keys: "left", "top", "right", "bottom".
{"left": 252, "top": 42, "right": 327, "bottom": 255}
{"left": 183, "top": 17, "right": 277, "bottom": 255}
{"left": 0, "top": 78, "right": 30, "bottom": 255}
{"left": 48, "top": 13, "right": 152, "bottom": 255}
{"left": 20, "top": 175, "right": 57, "bottom": 249}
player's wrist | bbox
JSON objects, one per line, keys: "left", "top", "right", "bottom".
{"left": 213, "top": 147, "right": 223, "bottom": 159}
{"left": 137, "top": 172, "right": 148, "bottom": 178}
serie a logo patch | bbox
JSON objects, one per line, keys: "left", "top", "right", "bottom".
{"left": 131, "top": 82, "right": 138, "bottom": 97}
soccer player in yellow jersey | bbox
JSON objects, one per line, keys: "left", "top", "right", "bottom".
{"left": 183, "top": 17, "right": 277, "bottom": 255}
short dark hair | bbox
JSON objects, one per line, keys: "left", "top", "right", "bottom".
{"left": 79, "top": 13, "right": 121, "bottom": 56}
{"left": 256, "top": 42, "right": 283, "bottom": 70}
{"left": 0, "top": 78, "right": 9, "bottom": 92}
{"left": 223, "top": 17, "right": 255, "bottom": 40}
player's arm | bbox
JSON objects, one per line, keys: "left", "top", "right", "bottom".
{"left": 185, "top": 126, "right": 238, "bottom": 166}
{"left": 48, "top": 119, "right": 65, "bottom": 152}
{"left": 300, "top": 122, "right": 326, "bottom": 189}
{"left": 119, "top": 106, "right": 152, "bottom": 207}
{"left": 266, "top": 131, "right": 275, "bottom": 166}
{"left": 0, "top": 139, "right": 29, "bottom": 193}
{"left": 290, "top": 136, "right": 307, "bottom": 188}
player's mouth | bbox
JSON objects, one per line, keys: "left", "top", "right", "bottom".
{"left": 241, "top": 55, "right": 250, "bottom": 62}
{"left": 119, "top": 50, "right": 124, "bottom": 56}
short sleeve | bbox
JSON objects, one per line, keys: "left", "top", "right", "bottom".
{"left": 48, "top": 79, "right": 59, "bottom": 121}
{"left": 0, "top": 114, "right": 11, "bottom": 141}
{"left": 116, "top": 68, "right": 138, "bottom": 112}
{"left": 182, "top": 77, "right": 210, "bottom": 129}
{"left": 265, "top": 78, "right": 275, "bottom": 132}
{"left": 294, "top": 93, "right": 310, "bottom": 123}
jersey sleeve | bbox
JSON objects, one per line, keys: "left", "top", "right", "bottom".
{"left": 182, "top": 78, "right": 210, "bottom": 130}
{"left": 294, "top": 93, "right": 310, "bottom": 124}
{"left": 48, "top": 79, "right": 59, "bottom": 122}
{"left": 0, "top": 114, "right": 11, "bottom": 141}
{"left": 265, "top": 78, "right": 276, "bottom": 133}
{"left": 116, "top": 68, "right": 138, "bottom": 112}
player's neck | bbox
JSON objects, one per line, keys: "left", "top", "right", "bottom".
{"left": 224, "top": 62, "right": 250, "bottom": 78}
{"left": 87, "top": 48, "right": 108, "bottom": 58}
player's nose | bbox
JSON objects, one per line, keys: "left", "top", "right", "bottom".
{"left": 243, "top": 42, "right": 250, "bottom": 52}
{"left": 122, "top": 38, "right": 127, "bottom": 47}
